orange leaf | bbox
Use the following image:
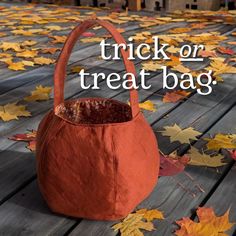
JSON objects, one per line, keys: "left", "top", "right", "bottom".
{"left": 175, "top": 207, "right": 234, "bottom": 236}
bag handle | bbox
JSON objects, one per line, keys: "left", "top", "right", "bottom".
{"left": 54, "top": 19, "right": 140, "bottom": 117}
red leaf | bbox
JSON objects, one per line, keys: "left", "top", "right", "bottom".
{"left": 159, "top": 152, "right": 190, "bottom": 176}
{"left": 229, "top": 150, "right": 236, "bottom": 160}
{"left": 9, "top": 130, "right": 37, "bottom": 141}
{"left": 27, "top": 140, "right": 36, "bottom": 152}
{"left": 217, "top": 46, "right": 235, "bottom": 55}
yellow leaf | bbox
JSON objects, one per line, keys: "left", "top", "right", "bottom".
{"left": 188, "top": 147, "right": 226, "bottom": 167}
{"left": 22, "top": 60, "right": 35, "bottom": 67}
{"left": 138, "top": 100, "right": 157, "bottom": 112}
{"left": 21, "top": 40, "right": 37, "bottom": 46}
{"left": 112, "top": 213, "right": 155, "bottom": 236}
{"left": 11, "top": 29, "right": 34, "bottom": 36}
{"left": 16, "top": 50, "right": 38, "bottom": 58}
{"left": 8, "top": 61, "right": 26, "bottom": 71}
{"left": 0, "top": 102, "right": 31, "bottom": 121}
{"left": 0, "top": 42, "right": 22, "bottom": 52}
{"left": 45, "top": 25, "right": 62, "bottom": 31}
{"left": 24, "top": 85, "right": 52, "bottom": 102}
{"left": 51, "top": 35, "right": 67, "bottom": 44}
{"left": 172, "top": 64, "right": 190, "bottom": 73}
{"left": 206, "top": 60, "right": 236, "bottom": 76}
{"left": 142, "top": 61, "right": 163, "bottom": 72}
{"left": 136, "top": 209, "right": 164, "bottom": 221}
{"left": 161, "top": 124, "right": 202, "bottom": 144}
{"left": 204, "top": 133, "right": 236, "bottom": 151}
{"left": 71, "top": 66, "right": 85, "bottom": 73}
{"left": 175, "top": 207, "right": 234, "bottom": 236}
{"left": 80, "top": 37, "right": 104, "bottom": 43}
{"left": 33, "top": 57, "right": 55, "bottom": 65}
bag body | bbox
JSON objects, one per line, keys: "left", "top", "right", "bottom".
{"left": 36, "top": 19, "right": 160, "bottom": 220}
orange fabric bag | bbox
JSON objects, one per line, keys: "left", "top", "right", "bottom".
{"left": 36, "top": 19, "right": 160, "bottom": 220}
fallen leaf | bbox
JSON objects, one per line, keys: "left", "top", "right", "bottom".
{"left": 41, "top": 47, "right": 60, "bottom": 54}
{"left": 112, "top": 208, "right": 163, "bottom": 236}
{"left": 204, "top": 133, "right": 236, "bottom": 151}
{"left": 175, "top": 207, "right": 234, "bottom": 236}
{"left": 51, "top": 35, "right": 67, "bottom": 44}
{"left": 161, "top": 124, "right": 202, "bottom": 144}
{"left": 9, "top": 130, "right": 37, "bottom": 152}
{"left": 24, "top": 85, "right": 52, "bottom": 102}
{"left": 80, "top": 37, "right": 104, "bottom": 43}
{"left": 16, "top": 50, "right": 38, "bottom": 58}
{"left": 70, "top": 66, "right": 85, "bottom": 73}
{"left": 136, "top": 209, "right": 164, "bottom": 221}
{"left": 163, "top": 90, "right": 191, "bottom": 103}
{"left": 188, "top": 146, "right": 226, "bottom": 167}
{"left": 138, "top": 100, "right": 157, "bottom": 112}
{"left": 217, "top": 46, "right": 235, "bottom": 55}
{"left": 172, "top": 64, "right": 190, "bottom": 73}
{"left": 8, "top": 61, "right": 26, "bottom": 71}
{"left": 0, "top": 102, "right": 31, "bottom": 121}
{"left": 159, "top": 152, "right": 190, "bottom": 176}
{"left": 33, "top": 57, "right": 55, "bottom": 65}
{"left": 0, "top": 42, "right": 22, "bottom": 52}
{"left": 206, "top": 60, "right": 236, "bottom": 76}
{"left": 9, "top": 129, "right": 37, "bottom": 141}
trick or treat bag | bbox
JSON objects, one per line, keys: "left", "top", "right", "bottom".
{"left": 36, "top": 19, "right": 160, "bottom": 221}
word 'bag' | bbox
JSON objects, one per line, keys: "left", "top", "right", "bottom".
{"left": 36, "top": 19, "right": 160, "bottom": 220}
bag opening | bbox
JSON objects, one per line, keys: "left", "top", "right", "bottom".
{"left": 55, "top": 98, "right": 132, "bottom": 124}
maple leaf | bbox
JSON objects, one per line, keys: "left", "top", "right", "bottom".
{"left": 136, "top": 209, "right": 164, "bottom": 221}
{"left": 22, "top": 60, "right": 35, "bottom": 67}
{"left": 112, "top": 213, "right": 155, "bottom": 236}
{"left": 24, "top": 85, "right": 52, "bottom": 102}
{"left": 169, "top": 28, "right": 191, "bottom": 34}
{"left": 188, "top": 147, "right": 226, "bottom": 167}
{"left": 0, "top": 102, "right": 31, "bottom": 121}
{"left": 16, "top": 50, "right": 38, "bottom": 58}
{"left": 33, "top": 57, "right": 55, "bottom": 65}
{"left": 9, "top": 130, "right": 37, "bottom": 141}
{"left": 45, "top": 25, "right": 62, "bottom": 31}
{"left": 27, "top": 140, "right": 36, "bottom": 152}
{"left": 8, "top": 61, "right": 26, "bottom": 71}
{"left": 175, "top": 207, "right": 234, "bottom": 236}
{"left": 172, "top": 64, "right": 190, "bottom": 73}
{"left": 165, "top": 56, "right": 181, "bottom": 67}
{"left": 70, "top": 66, "right": 85, "bottom": 73}
{"left": 41, "top": 47, "right": 60, "bottom": 54}
{"left": 80, "top": 37, "right": 104, "bottom": 43}
{"left": 217, "top": 46, "right": 235, "bottom": 55}
{"left": 51, "top": 35, "right": 67, "bottom": 44}
{"left": 163, "top": 90, "right": 191, "bottom": 103}
{"left": 9, "top": 130, "right": 37, "bottom": 152}
{"left": 159, "top": 151, "right": 190, "bottom": 176}
{"left": 142, "top": 61, "right": 163, "bottom": 72}
{"left": 161, "top": 124, "right": 202, "bottom": 144}
{"left": 204, "top": 133, "right": 236, "bottom": 151}
{"left": 11, "top": 29, "right": 34, "bottom": 36}
{"left": 206, "top": 60, "right": 236, "bottom": 76}
{"left": 0, "top": 42, "right": 22, "bottom": 52}
{"left": 138, "top": 100, "right": 157, "bottom": 112}
{"left": 21, "top": 40, "right": 37, "bottom": 47}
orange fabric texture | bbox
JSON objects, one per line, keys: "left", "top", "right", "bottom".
{"left": 36, "top": 19, "right": 160, "bottom": 220}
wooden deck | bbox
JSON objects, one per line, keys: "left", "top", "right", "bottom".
{"left": 0, "top": 2, "right": 236, "bottom": 235}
